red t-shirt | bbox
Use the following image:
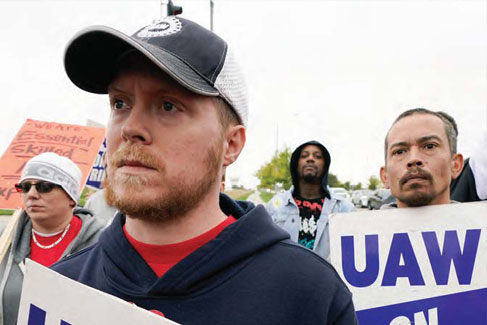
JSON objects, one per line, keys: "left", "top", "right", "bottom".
{"left": 124, "top": 216, "right": 236, "bottom": 277}
{"left": 30, "top": 216, "right": 82, "bottom": 267}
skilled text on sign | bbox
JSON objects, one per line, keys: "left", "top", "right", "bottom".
{"left": 0, "top": 119, "right": 105, "bottom": 209}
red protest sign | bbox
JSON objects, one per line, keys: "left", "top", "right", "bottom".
{"left": 0, "top": 119, "right": 105, "bottom": 209}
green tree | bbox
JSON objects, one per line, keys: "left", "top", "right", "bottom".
{"left": 255, "top": 148, "right": 292, "bottom": 190}
{"left": 354, "top": 182, "right": 363, "bottom": 190}
{"left": 256, "top": 151, "right": 358, "bottom": 192}
{"left": 327, "top": 173, "right": 341, "bottom": 187}
{"left": 368, "top": 176, "right": 380, "bottom": 190}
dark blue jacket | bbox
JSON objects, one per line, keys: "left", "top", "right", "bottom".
{"left": 52, "top": 194, "right": 356, "bottom": 324}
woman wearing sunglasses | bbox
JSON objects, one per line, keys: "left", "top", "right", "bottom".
{"left": 0, "top": 152, "right": 105, "bottom": 325}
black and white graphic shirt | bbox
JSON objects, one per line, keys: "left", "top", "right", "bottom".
{"left": 294, "top": 195, "right": 325, "bottom": 250}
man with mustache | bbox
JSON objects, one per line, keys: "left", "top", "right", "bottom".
{"left": 52, "top": 17, "right": 356, "bottom": 324}
{"left": 380, "top": 108, "right": 464, "bottom": 208}
{"left": 266, "top": 141, "right": 355, "bottom": 262}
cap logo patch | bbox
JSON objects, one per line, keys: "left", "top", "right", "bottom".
{"left": 137, "top": 17, "right": 182, "bottom": 38}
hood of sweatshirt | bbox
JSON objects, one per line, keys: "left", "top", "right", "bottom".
{"left": 96, "top": 193, "right": 289, "bottom": 297}
{"left": 290, "top": 140, "right": 331, "bottom": 199}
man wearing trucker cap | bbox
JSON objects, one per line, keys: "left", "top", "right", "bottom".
{"left": 52, "top": 16, "right": 356, "bottom": 324}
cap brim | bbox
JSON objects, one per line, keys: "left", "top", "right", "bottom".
{"left": 64, "top": 26, "right": 219, "bottom": 96}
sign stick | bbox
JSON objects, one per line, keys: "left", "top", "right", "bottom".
{"left": 0, "top": 209, "right": 22, "bottom": 264}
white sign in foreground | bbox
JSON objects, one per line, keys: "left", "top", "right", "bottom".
{"left": 17, "top": 259, "right": 179, "bottom": 325}
{"left": 329, "top": 201, "right": 487, "bottom": 325}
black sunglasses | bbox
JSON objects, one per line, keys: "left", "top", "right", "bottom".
{"left": 14, "top": 181, "right": 60, "bottom": 194}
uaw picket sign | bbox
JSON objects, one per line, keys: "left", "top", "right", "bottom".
{"left": 17, "top": 260, "right": 179, "bottom": 325}
{"left": 329, "top": 201, "right": 487, "bottom": 325}
{"left": 85, "top": 138, "right": 106, "bottom": 189}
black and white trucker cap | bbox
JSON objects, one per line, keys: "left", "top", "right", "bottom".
{"left": 64, "top": 16, "right": 248, "bottom": 126}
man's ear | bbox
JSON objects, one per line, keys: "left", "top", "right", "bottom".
{"left": 380, "top": 166, "right": 390, "bottom": 189}
{"left": 223, "top": 125, "right": 246, "bottom": 168}
{"left": 451, "top": 153, "right": 464, "bottom": 179}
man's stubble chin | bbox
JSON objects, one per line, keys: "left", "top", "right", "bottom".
{"left": 396, "top": 183, "right": 447, "bottom": 207}
{"left": 302, "top": 174, "right": 321, "bottom": 185}
{"left": 397, "top": 191, "right": 434, "bottom": 207}
{"left": 105, "top": 143, "right": 222, "bottom": 222}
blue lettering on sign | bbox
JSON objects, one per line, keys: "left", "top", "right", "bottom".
{"left": 341, "top": 235, "right": 379, "bottom": 287}
{"left": 28, "top": 304, "right": 45, "bottom": 325}
{"left": 422, "top": 229, "right": 480, "bottom": 285}
{"left": 390, "top": 307, "right": 438, "bottom": 325}
{"left": 356, "top": 288, "right": 487, "bottom": 324}
{"left": 86, "top": 138, "right": 107, "bottom": 189}
{"left": 382, "top": 233, "right": 425, "bottom": 286}
{"left": 341, "top": 229, "right": 481, "bottom": 287}
{"left": 27, "top": 304, "right": 71, "bottom": 325}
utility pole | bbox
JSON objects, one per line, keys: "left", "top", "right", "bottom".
{"left": 160, "top": 0, "right": 167, "bottom": 18}
{"left": 275, "top": 123, "right": 279, "bottom": 153}
{"left": 210, "top": 0, "right": 214, "bottom": 31}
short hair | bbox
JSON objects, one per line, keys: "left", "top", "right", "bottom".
{"left": 111, "top": 50, "right": 240, "bottom": 132}
{"left": 384, "top": 108, "right": 458, "bottom": 162}
{"left": 436, "top": 111, "right": 458, "bottom": 137}
{"left": 213, "top": 97, "right": 241, "bottom": 133}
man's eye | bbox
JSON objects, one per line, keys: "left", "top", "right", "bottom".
{"left": 424, "top": 143, "right": 437, "bottom": 150}
{"left": 113, "top": 100, "right": 125, "bottom": 110}
{"left": 392, "top": 149, "right": 405, "bottom": 156}
{"left": 162, "top": 101, "right": 174, "bottom": 111}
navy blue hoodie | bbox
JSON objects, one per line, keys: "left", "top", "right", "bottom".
{"left": 52, "top": 194, "right": 356, "bottom": 324}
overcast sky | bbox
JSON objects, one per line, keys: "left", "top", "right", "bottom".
{"left": 0, "top": 0, "right": 485, "bottom": 188}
